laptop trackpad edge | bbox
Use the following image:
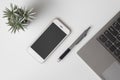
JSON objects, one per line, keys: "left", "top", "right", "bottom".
{"left": 102, "top": 61, "right": 120, "bottom": 80}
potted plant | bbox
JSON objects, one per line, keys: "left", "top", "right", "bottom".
{"left": 3, "top": 4, "right": 35, "bottom": 33}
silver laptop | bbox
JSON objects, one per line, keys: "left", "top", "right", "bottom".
{"left": 77, "top": 11, "right": 120, "bottom": 80}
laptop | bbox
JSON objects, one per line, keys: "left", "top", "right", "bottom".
{"left": 77, "top": 11, "right": 120, "bottom": 80}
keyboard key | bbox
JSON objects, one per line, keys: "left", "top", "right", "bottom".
{"left": 99, "top": 35, "right": 107, "bottom": 42}
{"left": 105, "top": 40, "right": 112, "bottom": 47}
{"left": 114, "top": 40, "right": 120, "bottom": 47}
{"left": 117, "top": 34, "right": 120, "bottom": 41}
{"left": 117, "top": 17, "right": 120, "bottom": 23}
{"left": 114, "top": 49, "right": 120, "bottom": 56}
{"left": 109, "top": 45, "right": 116, "bottom": 52}
{"left": 113, "top": 22, "right": 120, "bottom": 31}
{"left": 109, "top": 26, "right": 118, "bottom": 36}
{"left": 104, "top": 30, "right": 116, "bottom": 42}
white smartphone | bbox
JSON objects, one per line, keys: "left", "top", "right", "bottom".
{"left": 28, "top": 18, "right": 71, "bottom": 63}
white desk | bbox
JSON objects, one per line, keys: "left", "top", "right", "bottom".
{"left": 0, "top": 0, "right": 120, "bottom": 80}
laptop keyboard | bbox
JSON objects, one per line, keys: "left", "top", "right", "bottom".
{"left": 97, "top": 17, "right": 120, "bottom": 62}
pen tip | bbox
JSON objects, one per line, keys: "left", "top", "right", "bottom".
{"left": 57, "top": 59, "right": 61, "bottom": 62}
{"left": 86, "top": 26, "right": 91, "bottom": 32}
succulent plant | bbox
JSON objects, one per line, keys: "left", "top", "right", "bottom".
{"left": 3, "top": 4, "right": 35, "bottom": 33}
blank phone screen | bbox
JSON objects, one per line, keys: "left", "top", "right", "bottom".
{"left": 31, "top": 23, "right": 66, "bottom": 59}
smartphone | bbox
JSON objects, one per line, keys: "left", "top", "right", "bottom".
{"left": 28, "top": 18, "right": 71, "bottom": 63}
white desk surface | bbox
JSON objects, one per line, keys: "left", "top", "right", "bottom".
{"left": 0, "top": 0, "right": 120, "bottom": 80}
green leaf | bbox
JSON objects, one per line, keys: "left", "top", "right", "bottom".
{"left": 10, "top": 3, "right": 14, "bottom": 10}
